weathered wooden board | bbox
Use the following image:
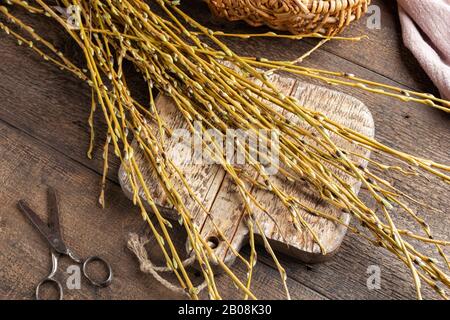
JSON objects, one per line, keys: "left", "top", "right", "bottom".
{"left": 118, "top": 73, "right": 375, "bottom": 267}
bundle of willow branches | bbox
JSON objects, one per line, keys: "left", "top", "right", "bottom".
{"left": 1, "top": 0, "right": 449, "bottom": 300}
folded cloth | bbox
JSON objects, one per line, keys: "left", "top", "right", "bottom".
{"left": 397, "top": 0, "right": 450, "bottom": 100}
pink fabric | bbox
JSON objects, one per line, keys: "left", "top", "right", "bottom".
{"left": 397, "top": 0, "right": 450, "bottom": 99}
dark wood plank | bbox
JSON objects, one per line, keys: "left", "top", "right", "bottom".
{"left": 0, "top": 120, "right": 173, "bottom": 300}
{"left": 0, "top": 2, "right": 448, "bottom": 300}
{"left": 0, "top": 118, "right": 324, "bottom": 300}
{"left": 302, "top": 0, "right": 437, "bottom": 93}
{"left": 184, "top": 0, "right": 437, "bottom": 93}
{"left": 0, "top": 13, "right": 327, "bottom": 300}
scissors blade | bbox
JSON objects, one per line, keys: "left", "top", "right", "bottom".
{"left": 47, "top": 187, "right": 62, "bottom": 240}
{"left": 17, "top": 200, "right": 68, "bottom": 254}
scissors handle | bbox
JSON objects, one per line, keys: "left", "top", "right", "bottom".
{"left": 35, "top": 251, "right": 64, "bottom": 300}
{"left": 36, "top": 278, "right": 64, "bottom": 300}
{"left": 82, "top": 256, "right": 113, "bottom": 288}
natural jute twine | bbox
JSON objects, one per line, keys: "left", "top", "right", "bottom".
{"left": 127, "top": 233, "right": 208, "bottom": 296}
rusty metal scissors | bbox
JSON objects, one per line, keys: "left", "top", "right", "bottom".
{"left": 17, "top": 187, "right": 113, "bottom": 300}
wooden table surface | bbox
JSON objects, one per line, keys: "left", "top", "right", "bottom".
{"left": 0, "top": 0, "right": 449, "bottom": 300}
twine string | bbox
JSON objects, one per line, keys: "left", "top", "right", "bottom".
{"left": 127, "top": 233, "right": 207, "bottom": 296}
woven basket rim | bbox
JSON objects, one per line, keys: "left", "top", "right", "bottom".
{"left": 268, "top": 0, "right": 369, "bottom": 13}
{"left": 209, "top": 1, "right": 368, "bottom": 11}
{"left": 206, "top": 0, "right": 370, "bottom": 35}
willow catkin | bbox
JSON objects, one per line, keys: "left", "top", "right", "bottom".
{"left": 0, "top": 0, "right": 449, "bottom": 300}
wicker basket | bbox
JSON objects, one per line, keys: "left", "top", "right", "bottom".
{"left": 206, "top": 0, "right": 370, "bottom": 35}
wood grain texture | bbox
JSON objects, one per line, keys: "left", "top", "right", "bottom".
{"left": 118, "top": 74, "right": 375, "bottom": 266}
{"left": 0, "top": 118, "right": 323, "bottom": 300}
{"left": 189, "top": 0, "right": 435, "bottom": 93}
{"left": 0, "top": 1, "right": 448, "bottom": 299}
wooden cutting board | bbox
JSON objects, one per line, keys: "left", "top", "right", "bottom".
{"left": 118, "top": 73, "right": 375, "bottom": 267}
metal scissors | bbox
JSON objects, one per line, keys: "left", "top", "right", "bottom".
{"left": 17, "top": 187, "right": 113, "bottom": 300}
